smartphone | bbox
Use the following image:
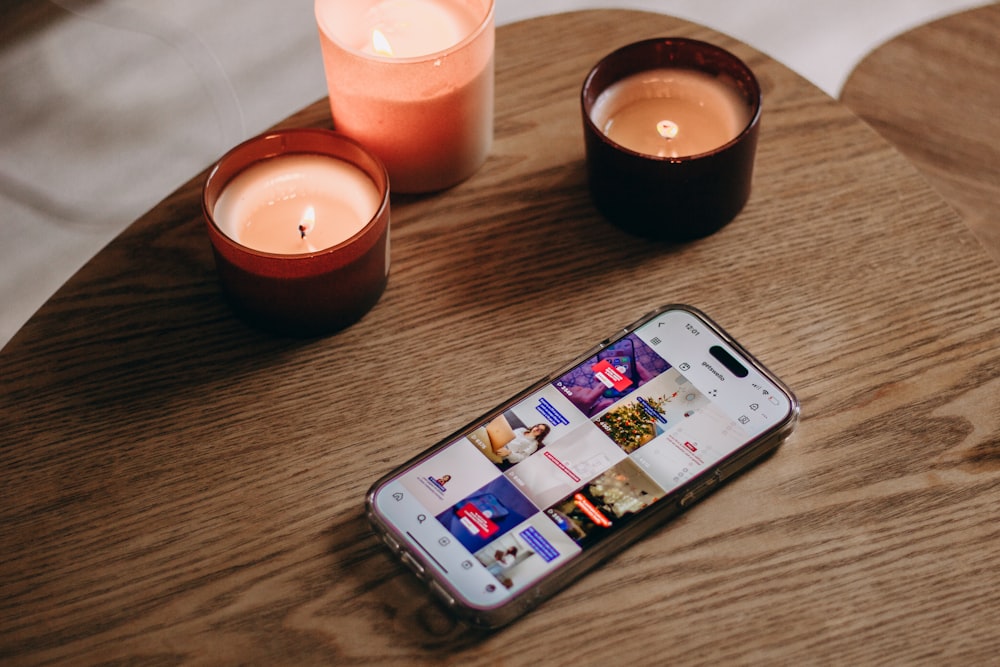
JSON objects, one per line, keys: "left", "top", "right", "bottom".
{"left": 366, "top": 305, "right": 799, "bottom": 629}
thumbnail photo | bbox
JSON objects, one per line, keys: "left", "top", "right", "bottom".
{"left": 399, "top": 437, "right": 504, "bottom": 515}
{"left": 472, "top": 514, "right": 579, "bottom": 594}
{"left": 552, "top": 334, "right": 670, "bottom": 418}
{"left": 504, "top": 422, "right": 626, "bottom": 509}
{"left": 544, "top": 458, "right": 666, "bottom": 549}
{"left": 593, "top": 366, "right": 708, "bottom": 454}
{"left": 466, "top": 385, "right": 582, "bottom": 471}
{"left": 435, "top": 475, "right": 538, "bottom": 552}
{"left": 631, "top": 402, "right": 749, "bottom": 493}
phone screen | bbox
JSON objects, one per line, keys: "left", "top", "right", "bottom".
{"left": 368, "top": 307, "right": 796, "bottom": 617}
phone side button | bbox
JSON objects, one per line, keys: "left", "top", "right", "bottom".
{"left": 400, "top": 551, "right": 426, "bottom": 578}
{"left": 381, "top": 534, "right": 401, "bottom": 553}
{"left": 679, "top": 471, "right": 723, "bottom": 508}
{"left": 428, "top": 580, "right": 456, "bottom": 608}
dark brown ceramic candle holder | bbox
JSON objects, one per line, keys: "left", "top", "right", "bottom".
{"left": 581, "top": 38, "right": 762, "bottom": 242}
{"left": 202, "top": 129, "right": 390, "bottom": 336}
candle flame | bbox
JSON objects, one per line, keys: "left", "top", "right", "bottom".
{"left": 657, "top": 120, "right": 679, "bottom": 140}
{"left": 299, "top": 205, "right": 315, "bottom": 239}
{"left": 372, "top": 29, "right": 394, "bottom": 57}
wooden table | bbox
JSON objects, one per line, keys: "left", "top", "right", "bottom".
{"left": 841, "top": 3, "right": 1000, "bottom": 264}
{"left": 3, "top": 10, "right": 999, "bottom": 664}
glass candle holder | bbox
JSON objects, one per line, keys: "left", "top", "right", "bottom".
{"left": 315, "top": 0, "right": 495, "bottom": 194}
{"left": 202, "top": 129, "right": 390, "bottom": 336}
{"left": 581, "top": 38, "right": 762, "bottom": 242}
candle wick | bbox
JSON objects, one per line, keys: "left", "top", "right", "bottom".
{"left": 657, "top": 119, "right": 679, "bottom": 141}
{"left": 299, "top": 224, "right": 308, "bottom": 239}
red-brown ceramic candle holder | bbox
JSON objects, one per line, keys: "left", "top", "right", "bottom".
{"left": 202, "top": 129, "right": 390, "bottom": 336}
{"left": 581, "top": 38, "right": 762, "bottom": 242}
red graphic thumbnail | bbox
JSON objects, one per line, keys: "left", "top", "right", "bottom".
{"left": 592, "top": 360, "right": 633, "bottom": 392}
{"left": 574, "top": 493, "right": 612, "bottom": 528}
{"left": 455, "top": 502, "right": 500, "bottom": 538}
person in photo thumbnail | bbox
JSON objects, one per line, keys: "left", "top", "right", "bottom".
{"left": 494, "top": 546, "right": 519, "bottom": 568}
{"left": 494, "top": 423, "right": 551, "bottom": 464}
{"left": 472, "top": 516, "right": 578, "bottom": 594}
{"left": 468, "top": 411, "right": 557, "bottom": 471}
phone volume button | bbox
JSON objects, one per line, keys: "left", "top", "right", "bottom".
{"left": 400, "top": 550, "right": 426, "bottom": 578}
{"left": 382, "top": 534, "right": 401, "bottom": 553}
{"left": 428, "top": 580, "right": 456, "bottom": 608}
{"left": 679, "top": 475, "right": 720, "bottom": 508}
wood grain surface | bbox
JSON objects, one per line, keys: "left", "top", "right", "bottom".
{"left": 3, "top": 10, "right": 1000, "bottom": 665}
{"left": 841, "top": 3, "right": 1000, "bottom": 263}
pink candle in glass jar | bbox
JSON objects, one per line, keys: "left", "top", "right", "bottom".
{"left": 315, "top": 0, "right": 495, "bottom": 193}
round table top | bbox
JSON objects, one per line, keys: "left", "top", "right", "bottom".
{"left": 841, "top": 3, "right": 1000, "bottom": 263}
{"left": 3, "top": 9, "right": 1000, "bottom": 664}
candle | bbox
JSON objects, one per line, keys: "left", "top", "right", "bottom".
{"left": 212, "top": 154, "right": 381, "bottom": 255}
{"left": 589, "top": 69, "right": 751, "bottom": 158}
{"left": 203, "top": 130, "right": 391, "bottom": 335}
{"left": 315, "top": 0, "right": 494, "bottom": 193}
{"left": 581, "top": 38, "right": 762, "bottom": 242}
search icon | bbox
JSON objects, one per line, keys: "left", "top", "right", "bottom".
{"left": 416, "top": 514, "right": 427, "bottom": 524}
